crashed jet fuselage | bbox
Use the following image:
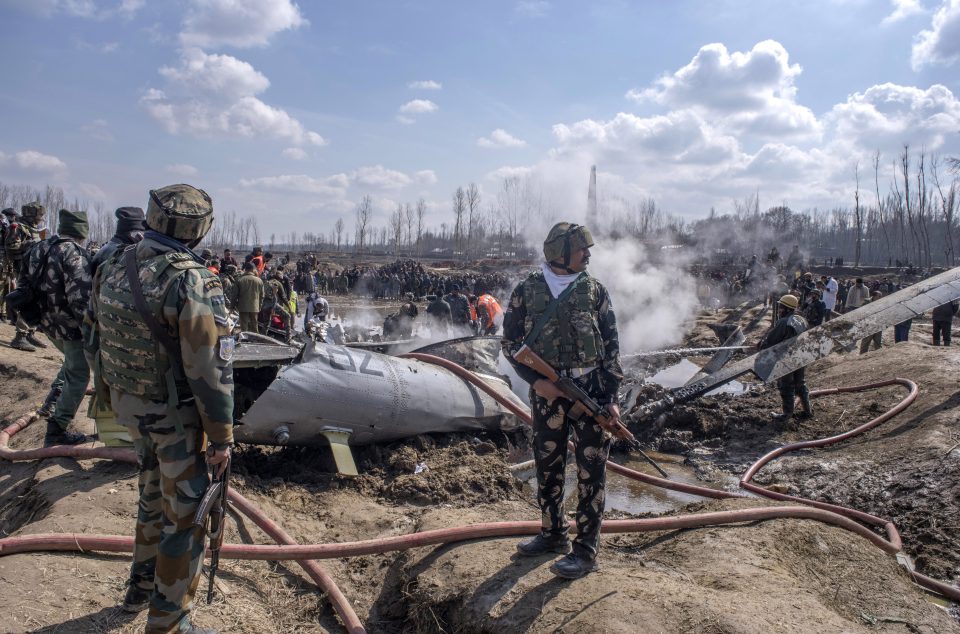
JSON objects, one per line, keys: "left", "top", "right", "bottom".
{"left": 233, "top": 339, "right": 526, "bottom": 449}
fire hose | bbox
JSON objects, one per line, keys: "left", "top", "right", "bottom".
{"left": 0, "top": 360, "right": 957, "bottom": 634}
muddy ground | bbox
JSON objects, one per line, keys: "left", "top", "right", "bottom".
{"left": 0, "top": 307, "right": 958, "bottom": 633}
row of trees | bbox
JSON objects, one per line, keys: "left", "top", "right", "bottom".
{"left": 2, "top": 147, "right": 957, "bottom": 266}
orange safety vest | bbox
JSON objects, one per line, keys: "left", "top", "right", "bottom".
{"left": 251, "top": 255, "right": 265, "bottom": 274}
{"left": 476, "top": 294, "right": 503, "bottom": 328}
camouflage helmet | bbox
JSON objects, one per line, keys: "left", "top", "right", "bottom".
{"left": 543, "top": 222, "right": 594, "bottom": 266}
{"left": 146, "top": 184, "right": 213, "bottom": 242}
{"left": 20, "top": 202, "right": 45, "bottom": 222}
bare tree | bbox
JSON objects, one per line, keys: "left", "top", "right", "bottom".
{"left": 390, "top": 203, "right": 403, "bottom": 255}
{"left": 465, "top": 182, "right": 480, "bottom": 260}
{"left": 854, "top": 162, "right": 862, "bottom": 268}
{"left": 334, "top": 217, "right": 344, "bottom": 252}
{"left": 404, "top": 203, "right": 413, "bottom": 255}
{"left": 415, "top": 198, "right": 426, "bottom": 259}
{"left": 354, "top": 195, "right": 372, "bottom": 256}
{"left": 452, "top": 186, "right": 466, "bottom": 259}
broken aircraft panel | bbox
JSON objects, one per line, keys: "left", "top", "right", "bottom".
{"left": 628, "top": 266, "right": 960, "bottom": 421}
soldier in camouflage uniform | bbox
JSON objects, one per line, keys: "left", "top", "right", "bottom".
{"left": 0, "top": 208, "right": 17, "bottom": 320}
{"left": 234, "top": 262, "right": 263, "bottom": 332}
{"left": 5, "top": 202, "right": 49, "bottom": 351}
{"left": 20, "top": 209, "right": 93, "bottom": 445}
{"left": 87, "top": 184, "right": 232, "bottom": 634}
{"left": 90, "top": 207, "right": 146, "bottom": 275}
{"left": 502, "top": 222, "right": 623, "bottom": 580}
{"left": 260, "top": 268, "right": 291, "bottom": 337}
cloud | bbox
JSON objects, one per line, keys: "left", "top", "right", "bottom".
{"left": 911, "top": 0, "right": 960, "bottom": 69}
{"left": 2, "top": 0, "right": 144, "bottom": 19}
{"left": 515, "top": 1, "right": 550, "bottom": 17}
{"left": 0, "top": 150, "right": 68, "bottom": 172}
{"left": 826, "top": 82, "right": 960, "bottom": 151}
{"left": 408, "top": 80, "right": 442, "bottom": 90}
{"left": 477, "top": 129, "right": 528, "bottom": 149}
{"left": 141, "top": 48, "right": 326, "bottom": 146}
{"left": 166, "top": 163, "right": 199, "bottom": 176}
{"left": 351, "top": 165, "right": 412, "bottom": 189}
{"left": 395, "top": 115, "right": 416, "bottom": 125}
{"left": 82, "top": 119, "right": 113, "bottom": 141}
{"left": 485, "top": 165, "right": 533, "bottom": 182}
{"left": 239, "top": 173, "right": 348, "bottom": 196}
{"left": 399, "top": 99, "right": 439, "bottom": 115}
{"left": 415, "top": 169, "right": 438, "bottom": 185}
{"left": 628, "top": 40, "right": 820, "bottom": 140}
{"left": 180, "top": 0, "right": 307, "bottom": 49}
{"left": 882, "top": 0, "right": 925, "bottom": 25}
{"left": 282, "top": 147, "right": 308, "bottom": 160}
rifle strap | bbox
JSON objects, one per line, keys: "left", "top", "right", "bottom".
{"left": 123, "top": 247, "right": 190, "bottom": 401}
{"left": 522, "top": 272, "right": 585, "bottom": 349}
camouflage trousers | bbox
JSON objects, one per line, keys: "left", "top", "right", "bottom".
{"left": 113, "top": 389, "right": 209, "bottom": 634}
{"left": 529, "top": 371, "right": 612, "bottom": 560}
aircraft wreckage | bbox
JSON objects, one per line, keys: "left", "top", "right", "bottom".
{"left": 94, "top": 266, "right": 960, "bottom": 474}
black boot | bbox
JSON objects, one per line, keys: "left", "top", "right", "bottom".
{"left": 550, "top": 552, "right": 600, "bottom": 579}
{"left": 43, "top": 420, "right": 89, "bottom": 447}
{"left": 10, "top": 333, "right": 36, "bottom": 352}
{"left": 36, "top": 385, "right": 63, "bottom": 418}
{"left": 25, "top": 332, "right": 48, "bottom": 349}
{"left": 516, "top": 532, "right": 571, "bottom": 556}
{"left": 121, "top": 582, "right": 151, "bottom": 613}
{"left": 772, "top": 390, "right": 794, "bottom": 422}
{"left": 796, "top": 386, "right": 813, "bottom": 419}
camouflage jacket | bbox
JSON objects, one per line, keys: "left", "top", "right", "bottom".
{"left": 502, "top": 270, "right": 623, "bottom": 404}
{"left": 4, "top": 221, "right": 42, "bottom": 267}
{"left": 86, "top": 237, "right": 234, "bottom": 445}
{"left": 19, "top": 236, "right": 91, "bottom": 340}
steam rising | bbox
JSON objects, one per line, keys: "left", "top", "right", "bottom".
{"left": 588, "top": 239, "right": 699, "bottom": 354}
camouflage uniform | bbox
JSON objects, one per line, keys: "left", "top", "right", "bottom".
{"left": 260, "top": 275, "right": 291, "bottom": 334}
{"left": 87, "top": 185, "right": 233, "bottom": 634}
{"left": 502, "top": 269, "right": 622, "bottom": 562}
{"left": 22, "top": 210, "right": 92, "bottom": 442}
{"left": 5, "top": 203, "right": 45, "bottom": 346}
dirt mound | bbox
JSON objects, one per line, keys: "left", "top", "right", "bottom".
{"left": 0, "top": 320, "right": 957, "bottom": 632}
{"left": 234, "top": 434, "right": 525, "bottom": 507}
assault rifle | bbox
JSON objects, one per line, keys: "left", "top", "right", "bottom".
{"left": 513, "top": 344, "right": 670, "bottom": 478}
{"left": 193, "top": 459, "right": 231, "bottom": 604}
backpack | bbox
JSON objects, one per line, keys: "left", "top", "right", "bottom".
{"left": 4, "top": 237, "right": 67, "bottom": 327}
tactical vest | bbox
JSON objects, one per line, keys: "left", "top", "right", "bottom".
{"left": 97, "top": 250, "right": 206, "bottom": 401}
{"left": 786, "top": 313, "right": 808, "bottom": 336}
{"left": 522, "top": 272, "right": 604, "bottom": 369}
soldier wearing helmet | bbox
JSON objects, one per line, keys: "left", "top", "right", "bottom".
{"left": 502, "top": 221, "right": 623, "bottom": 580}
{"left": 759, "top": 293, "right": 812, "bottom": 421}
{"left": 5, "top": 202, "right": 49, "bottom": 351}
{"left": 86, "top": 184, "right": 232, "bottom": 634}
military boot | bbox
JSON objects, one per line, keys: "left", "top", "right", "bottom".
{"left": 36, "top": 385, "right": 63, "bottom": 418}
{"left": 183, "top": 625, "right": 219, "bottom": 634}
{"left": 550, "top": 552, "right": 600, "bottom": 579}
{"left": 121, "top": 583, "right": 151, "bottom": 613}
{"left": 796, "top": 387, "right": 813, "bottom": 419}
{"left": 772, "top": 391, "right": 794, "bottom": 422}
{"left": 43, "top": 420, "right": 89, "bottom": 447}
{"left": 25, "top": 332, "right": 47, "bottom": 349}
{"left": 516, "top": 532, "right": 571, "bottom": 556}
{"left": 10, "top": 333, "right": 36, "bottom": 352}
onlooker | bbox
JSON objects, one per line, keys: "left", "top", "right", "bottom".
{"left": 846, "top": 278, "right": 870, "bottom": 312}
{"left": 859, "top": 290, "right": 884, "bottom": 353}
{"left": 932, "top": 300, "right": 959, "bottom": 346}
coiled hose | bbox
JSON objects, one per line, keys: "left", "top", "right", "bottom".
{"left": 0, "top": 356, "right": 957, "bottom": 634}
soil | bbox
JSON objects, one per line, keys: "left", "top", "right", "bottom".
{"left": 0, "top": 312, "right": 958, "bottom": 633}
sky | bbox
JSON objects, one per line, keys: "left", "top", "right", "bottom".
{"left": 1, "top": 0, "right": 959, "bottom": 238}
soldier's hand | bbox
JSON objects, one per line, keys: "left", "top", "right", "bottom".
{"left": 207, "top": 445, "right": 231, "bottom": 478}
{"left": 532, "top": 379, "right": 565, "bottom": 401}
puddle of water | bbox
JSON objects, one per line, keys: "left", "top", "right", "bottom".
{"left": 519, "top": 450, "right": 738, "bottom": 515}
{"left": 646, "top": 358, "right": 746, "bottom": 395}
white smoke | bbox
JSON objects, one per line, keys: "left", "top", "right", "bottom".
{"left": 588, "top": 238, "right": 699, "bottom": 354}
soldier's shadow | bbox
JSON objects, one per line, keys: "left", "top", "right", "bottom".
{"left": 29, "top": 605, "right": 138, "bottom": 633}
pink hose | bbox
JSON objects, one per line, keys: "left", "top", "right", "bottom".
{"left": 1, "top": 361, "right": 957, "bottom": 629}
{"left": 0, "top": 410, "right": 366, "bottom": 633}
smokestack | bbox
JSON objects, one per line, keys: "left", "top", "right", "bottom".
{"left": 587, "top": 165, "right": 598, "bottom": 226}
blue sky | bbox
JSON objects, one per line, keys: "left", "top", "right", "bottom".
{"left": 1, "top": 0, "right": 959, "bottom": 237}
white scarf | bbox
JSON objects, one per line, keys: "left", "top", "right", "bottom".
{"left": 541, "top": 261, "right": 581, "bottom": 299}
